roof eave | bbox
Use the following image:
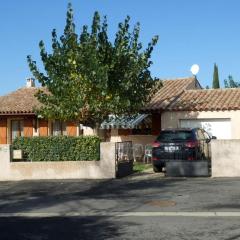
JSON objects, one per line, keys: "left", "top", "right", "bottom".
{"left": 0, "top": 112, "right": 36, "bottom": 116}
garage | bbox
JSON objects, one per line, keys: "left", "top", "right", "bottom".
{"left": 144, "top": 78, "right": 240, "bottom": 140}
{"left": 180, "top": 118, "right": 231, "bottom": 139}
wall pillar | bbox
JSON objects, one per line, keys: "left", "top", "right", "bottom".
{"left": 100, "top": 142, "right": 116, "bottom": 178}
{"left": 0, "top": 145, "right": 11, "bottom": 179}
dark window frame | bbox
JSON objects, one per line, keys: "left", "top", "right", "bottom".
{"left": 52, "top": 120, "right": 67, "bottom": 136}
{"left": 11, "top": 119, "right": 24, "bottom": 143}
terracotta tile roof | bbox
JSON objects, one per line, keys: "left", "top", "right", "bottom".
{"left": 0, "top": 87, "right": 42, "bottom": 114}
{"left": 168, "top": 88, "right": 240, "bottom": 111}
{"left": 2, "top": 78, "right": 240, "bottom": 115}
{"left": 143, "top": 76, "right": 200, "bottom": 112}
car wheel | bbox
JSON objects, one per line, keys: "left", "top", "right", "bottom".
{"left": 153, "top": 165, "right": 161, "bottom": 173}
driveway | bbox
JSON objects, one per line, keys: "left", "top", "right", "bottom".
{"left": 0, "top": 173, "right": 240, "bottom": 239}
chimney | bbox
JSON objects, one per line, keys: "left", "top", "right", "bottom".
{"left": 26, "top": 77, "right": 35, "bottom": 88}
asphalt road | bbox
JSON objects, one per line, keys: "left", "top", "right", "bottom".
{"left": 1, "top": 172, "right": 240, "bottom": 239}
{"left": 1, "top": 216, "right": 240, "bottom": 240}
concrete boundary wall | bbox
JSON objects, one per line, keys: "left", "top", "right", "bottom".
{"left": 0, "top": 142, "right": 116, "bottom": 181}
{"left": 211, "top": 140, "right": 240, "bottom": 177}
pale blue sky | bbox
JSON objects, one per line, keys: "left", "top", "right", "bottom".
{"left": 1, "top": 0, "right": 240, "bottom": 95}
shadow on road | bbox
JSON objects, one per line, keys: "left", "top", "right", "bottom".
{"left": 0, "top": 216, "right": 135, "bottom": 240}
{"left": 1, "top": 177, "right": 240, "bottom": 239}
{"left": 0, "top": 177, "right": 187, "bottom": 213}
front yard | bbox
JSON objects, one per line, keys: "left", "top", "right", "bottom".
{"left": 133, "top": 162, "right": 152, "bottom": 173}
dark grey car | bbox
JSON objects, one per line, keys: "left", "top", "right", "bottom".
{"left": 152, "top": 128, "right": 215, "bottom": 172}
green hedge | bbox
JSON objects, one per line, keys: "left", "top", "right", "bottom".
{"left": 12, "top": 136, "right": 101, "bottom": 161}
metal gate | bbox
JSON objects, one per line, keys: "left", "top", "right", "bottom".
{"left": 115, "top": 141, "right": 134, "bottom": 178}
{"left": 164, "top": 140, "right": 211, "bottom": 177}
{"left": 152, "top": 139, "right": 212, "bottom": 177}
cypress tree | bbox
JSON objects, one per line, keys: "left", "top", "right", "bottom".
{"left": 212, "top": 63, "right": 220, "bottom": 88}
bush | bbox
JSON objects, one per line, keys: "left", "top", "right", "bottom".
{"left": 12, "top": 136, "right": 101, "bottom": 161}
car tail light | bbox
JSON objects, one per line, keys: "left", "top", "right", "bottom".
{"left": 185, "top": 141, "right": 198, "bottom": 148}
{"left": 152, "top": 142, "right": 161, "bottom": 148}
{"left": 187, "top": 156, "right": 194, "bottom": 160}
{"left": 152, "top": 157, "right": 159, "bottom": 161}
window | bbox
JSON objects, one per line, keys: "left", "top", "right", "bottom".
{"left": 52, "top": 120, "right": 67, "bottom": 136}
{"left": 157, "top": 131, "right": 193, "bottom": 141}
{"left": 11, "top": 120, "right": 24, "bottom": 142}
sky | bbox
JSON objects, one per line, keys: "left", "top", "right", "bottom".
{"left": 1, "top": 0, "right": 240, "bottom": 95}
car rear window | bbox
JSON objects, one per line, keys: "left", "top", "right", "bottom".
{"left": 156, "top": 131, "right": 193, "bottom": 141}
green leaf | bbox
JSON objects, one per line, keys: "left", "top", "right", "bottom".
{"left": 27, "top": 4, "right": 160, "bottom": 128}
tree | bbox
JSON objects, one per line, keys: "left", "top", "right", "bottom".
{"left": 27, "top": 3, "right": 159, "bottom": 128}
{"left": 224, "top": 75, "right": 240, "bottom": 88}
{"left": 212, "top": 63, "right": 220, "bottom": 89}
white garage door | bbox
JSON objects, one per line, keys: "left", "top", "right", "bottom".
{"left": 180, "top": 119, "right": 231, "bottom": 139}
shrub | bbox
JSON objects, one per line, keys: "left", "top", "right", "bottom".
{"left": 12, "top": 136, "right": 101, "bottom": 161}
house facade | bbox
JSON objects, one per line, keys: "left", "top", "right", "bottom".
{"left": 106, "top": 76, "right": 202, "bottom": 143}
{"left": 0, "top": 79, "right": 79, "bottom": 144}
{"left": 2, "top": 76, "right": 239, "bottom": 145}
{"left": 111, "top": 76, "right": 240, "bottom": 141}
{"left": 160, "top": 89, "right": 240, "bottom": 139}
{"left": 144, "top": 79, "right": 240, "bottom": 140}
{"left": 0, "top": 76, "right": 201, "bottom": 145}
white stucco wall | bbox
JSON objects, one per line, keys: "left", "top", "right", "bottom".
{"left": 82, "top": 126, "right": 95, "bottom": 135}
{"left": 0, "top": 143, "right": 116, "bottom": 181}
{"left": 211, "top": 140, "right": 240, "bottom": 177}
{"left": 162, "top": 110, "right": 240, "bottom": 139}
{"left": 110, "top": 134, "right": 156, "bottom": 146}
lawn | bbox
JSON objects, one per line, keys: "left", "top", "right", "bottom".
{"left": 133, "top": 162, "right": 152, "bottom": 173}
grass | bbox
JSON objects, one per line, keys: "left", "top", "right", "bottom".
{"left": 133, "top": 162, "right": 152, "bottom": 173}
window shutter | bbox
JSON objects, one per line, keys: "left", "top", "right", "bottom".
{"left": 24, "top": 119, "right": 33, "bottom": 137}
{"left": 39, "top": 120, "right": 48, "bottom": 136}
{"left": 0, "top": 119, "right": 7, "bottom": 144}
{"left": 67, "top": 122, "right": 77, "bottom": 136}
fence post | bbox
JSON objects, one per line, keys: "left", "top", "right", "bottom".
{"left": 0, "top": 144, "right": 11, "bottom": 179}
{"left": 100, "top": 142, "right": 116, "bottom": 178}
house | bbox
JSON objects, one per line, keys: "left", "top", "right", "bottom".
{"left": 0, "top": 76, "right": 201, "bottom": 145}
{"left": 0, "top": 78, "right": 80, "bottom": 144}
{"left": 143, "top": 79, "right": 240, "bottom": 140}
{"left": 103, "top": 76, "right": 240, "bottom": 141}
{"left": 158, "top": 88, "right": 240, "bottom": 139}
{"left": 2, "top": 75, "right": 238, "bottom": 145}
{"left": 105, "top": 76, "right": 201, "bottom": 143}
{"left": 0, "top": 76, "right": 200, "bottom": 145}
